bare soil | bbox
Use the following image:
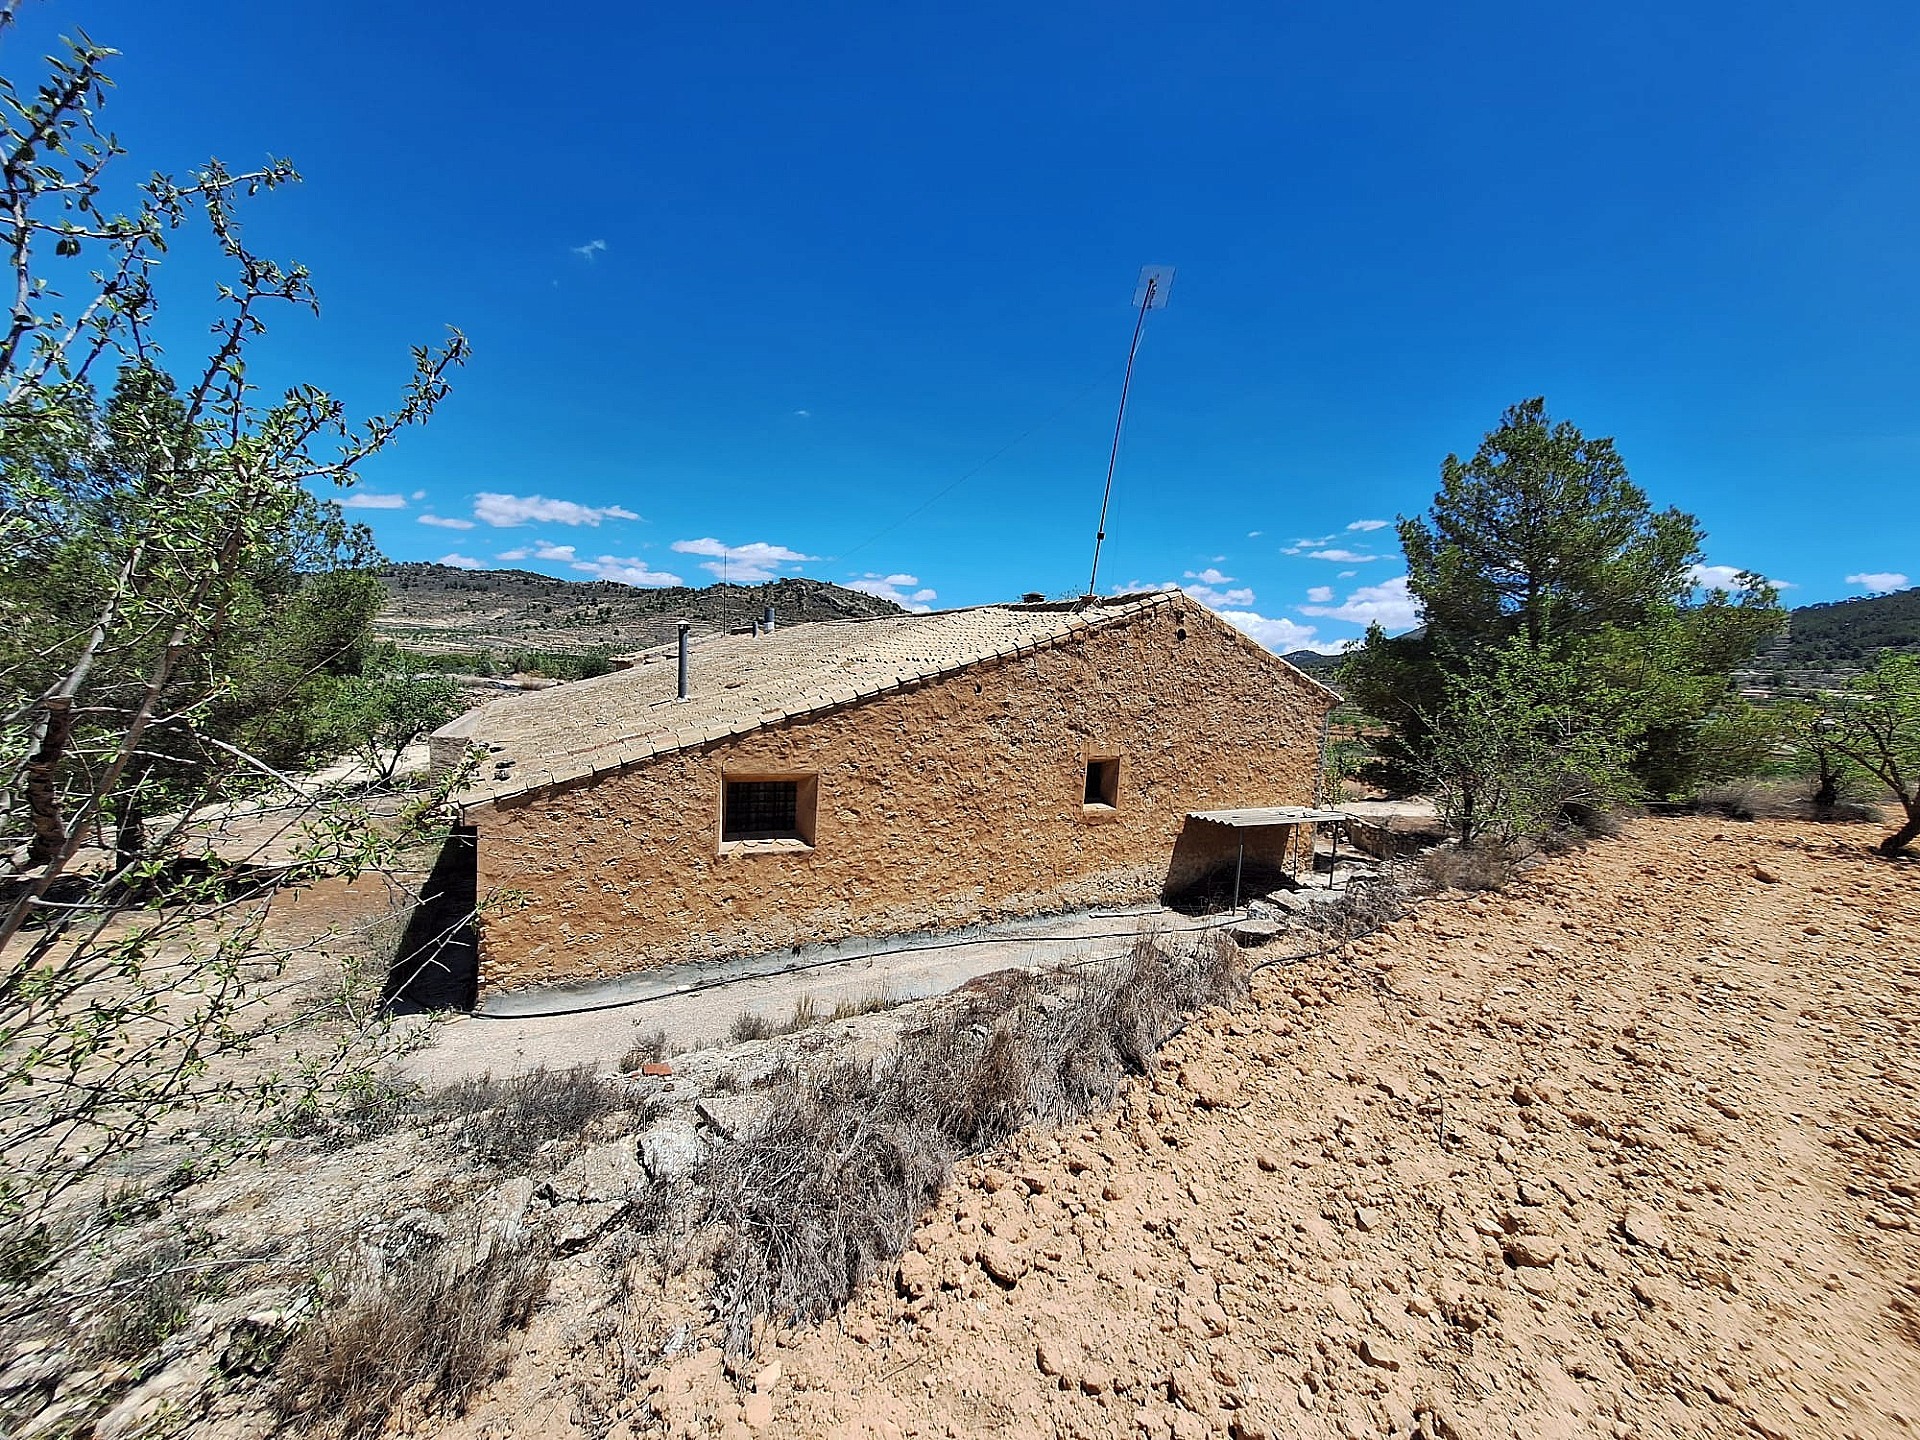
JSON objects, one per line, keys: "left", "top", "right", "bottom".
{"left": 446, "top": 817, "right": 1919, "bottom": 1439}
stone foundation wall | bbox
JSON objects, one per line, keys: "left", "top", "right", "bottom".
{"left": 468, "top": 602, "right": 1334, "bottom": 993}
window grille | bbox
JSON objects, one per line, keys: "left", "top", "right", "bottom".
{"left": 724, "top": 779, "right": 801, "bottom": 841}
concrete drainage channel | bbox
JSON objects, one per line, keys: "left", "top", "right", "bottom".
{"left": 399, "top": 863, "right": 1384, "bottom": 1089}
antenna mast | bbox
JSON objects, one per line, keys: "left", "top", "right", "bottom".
{"left": 1086, "top": 264, "right": 1174, "bottom": 597}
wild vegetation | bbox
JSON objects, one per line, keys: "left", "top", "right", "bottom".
{"left": 1340, "top": 397, "right": 1788, "bottom": 862}
{"left": 1784, "top": 651, "right": 1920, "bottom": 855}
{"left": 0, "top": 14, "right": 466, "bottom": 1243}
{"left": 703, "top": 932, "right": 1251, "bottom": 1358}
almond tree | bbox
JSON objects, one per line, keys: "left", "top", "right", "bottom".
{"left": 1815, "top": 653, "right": 1920, "bottom": 857}
{"left": 0, "top": 11, "right": 468, "bottom": 1245}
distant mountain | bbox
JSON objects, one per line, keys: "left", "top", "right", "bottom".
{"left": 1280, "top": 648, "right": 1345, "bottom": 677}
{"left": 1754, "top": 586, "right": 1920, "bottom": 679}
{"left": 375, "top": 563, "right": 904, "bottom": 659}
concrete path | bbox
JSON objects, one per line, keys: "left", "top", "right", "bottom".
{"left": 396, "top": 904, "right": 1236, "bottom": 1086}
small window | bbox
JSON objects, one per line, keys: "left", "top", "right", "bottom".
{"left": 721, "top": 773, "right": 818, "bottom": 849}
{"left": 1084, "top": 756, "right": 1120, "bottom": 810}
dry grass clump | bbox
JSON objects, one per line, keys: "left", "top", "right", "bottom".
{"left": 1695, "top": 780, "right": 1881, "bottom": 824}
{"left": 617, "top": 1028, "right": 683, "bottom": 1074}
{"left": 828, "top": 989, "right": 899, "bottom": 1022}
{"left": 1302, "top": 867, "right": 1413, "bottom": 947}
{"left": 728, "top": 1010, "right": 777, "bottom": 1043}
{"left": 727, "top": 989, "right": 900, "bottom": 1046}
{"left": 87, "top": 1236, "right": 199, "bottom": 1361}
{"left": 1419, "top": 842, "right": 1513, "bottom": 892}
{"left": 700, "top": 932, "right": 1246, "bottom": 1358}
{"left": 430, "top": 1065, "right": 620, "bottom": 1166}
{"left": 272, "top": 1228, "right": 549, "bottom": 1439}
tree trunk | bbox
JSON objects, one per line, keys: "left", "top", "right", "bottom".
{"left": 1813, "top": 767, "right": 1837, "bottom": 816}
{"left": 22, "top": 696, "right": 75, "bottom": 868}
{"left": 114, "top": 791, "right": 147, "bottom": 873}
{"left": 1879, "top": 806, "right": 1920, "bottom": 858}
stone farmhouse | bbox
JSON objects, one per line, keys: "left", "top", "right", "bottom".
{"left": 431, "top": 592, "right": 1340, "bottom": 995}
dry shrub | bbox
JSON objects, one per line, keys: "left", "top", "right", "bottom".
{"left": 1420, "top": 843, "right": 1512, "bottom": 892}
{"left": 700, "top": 932, "right": 1246, "bottom": 1357}
{"left": 272, "top": 1228, "right": 549, "bottom": 1439}
{"left": 430, "top": 1066, "right": 619, "bottom": 1167}
{"left": 88, "top": 1236, "right": 196, "bottom": 1361}
{"left": 618, "top": 1029, "right": 681, "bottom": 1074}
{"left": 728, "top": 1011, "right": 775, "bottom": 1043}
{"left": 1302, "top": 868, "right": 1413, "bottom": 948}
{"left": 1695, "top": 780, "right": 1882, "bottom": 824}
{"left": 279, "top": 1072, "right": 421, "bottom": 1150}
{"left": 1562, "top": 802, "right": 1630, "bottom": 839}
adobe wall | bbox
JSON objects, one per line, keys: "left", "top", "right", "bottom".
{"left": 468, "top": 602, "right": 1334, "bottom": 993}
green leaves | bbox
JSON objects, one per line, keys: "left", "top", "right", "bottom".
{"left": 311, "top": 649, "right": 462, "bottom": 784}
{"left": 1418, "top": 638, "right": 1639, "bottom": 847}
{"left": 1809, "top": 652, "right": 1920, "bottom": 855}
{"left": 1344, "top": 397, "right": 1786, "bottom": 825}
{"left": 0, "top": 28, "right": 470, "bottom": 1239}
{"left": 1404, "top": 396, "right": 1704, "bottom": 651}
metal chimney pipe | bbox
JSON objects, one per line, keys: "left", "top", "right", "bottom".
{"left": 763, "top": 605, "right": 776, "bottom": 634}
{"left": 676, "top": 621, "right": 690, "bottom": 700}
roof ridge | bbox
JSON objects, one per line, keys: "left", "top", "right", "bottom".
{"left": 442, "top": 592, "right": 1181, "bottom": 809}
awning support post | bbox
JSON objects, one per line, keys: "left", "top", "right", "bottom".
{"left": 1232, "top": 837, "right": 1244, "bottom": 913}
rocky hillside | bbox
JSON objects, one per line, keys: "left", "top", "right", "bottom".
{"left": 374, "top": 563, "right": 904, "bottom": 658}
{"left": 7, "top": 817, "right": 1914, "bottom": 1439}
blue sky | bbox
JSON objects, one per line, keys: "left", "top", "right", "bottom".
{"left": 14, "top": 0, "right": 1918, "bottom": 651}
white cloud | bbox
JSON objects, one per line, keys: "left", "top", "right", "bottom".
{"left": 793, "top": 409, "right": 811, "bottom": 418}
{"left": 410, "top": 490, "right": 427, "bottom": 501}
{"left": 1246, "top": 530, "right": 1263, "bottom": 539}
{"left": 498, "top": 540, "right": 579, "bottom": 564}
{"left": 571, "top": 555, "right": 684, "bottom": 588}
{"left": 849, "top": 573, "right": 939, "bottom": 613}
{"left": 572, "top": 238, "right": 607, "bottom": 260}
{"left": 1847, "top": 571, "right": 1910, "bottom": 594}
{"left": 1346, "top": 518, "right": 1389, "bottom": 532}
{"left": 1298, "top": 574, "right": 1420, "bottom": 631}
{"left": 1304, "top": 549, "right": 1381, "bottom": 563}
{"left": 1337, "top": 570, "right": 1357, "bottom": 578}
{"left": 1306, "top": 585, "right": 1334, "bottom": 603}
{"left": 1129, "top": 577, "right": 1340, "bottom": 654}
{"left": 436, "top": 552, "right": 482, "bottom": 569}
{"left": 1280, "top": 534, "right": 1336, "bottom": 555}
{"left": 1214, "top": 609, "right": 1341, "bottom": 654}
{"left": 341, "top": 492, "right": 407, "bottom": 510}
{"left": 474, "top": 492, "right": 640, "bottom": 527}
{"left": 1183, "top": 582, "right": 1257, "bottom": 609}
{"left": 1185, "top": 567, "right": 1235, "bottom": 586}
{"left": 670, "top": 537, "right": 817, "bottom": 583}
{"left": 1688, "top": 563, "right": 1795, "bottom": 592}
{"left": 418, "top": 514, "right": 475, "bottom": 529}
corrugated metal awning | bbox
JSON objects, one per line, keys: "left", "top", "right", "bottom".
{"left": 1187, "top": 806, "right": 1348, "bottom": 828}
